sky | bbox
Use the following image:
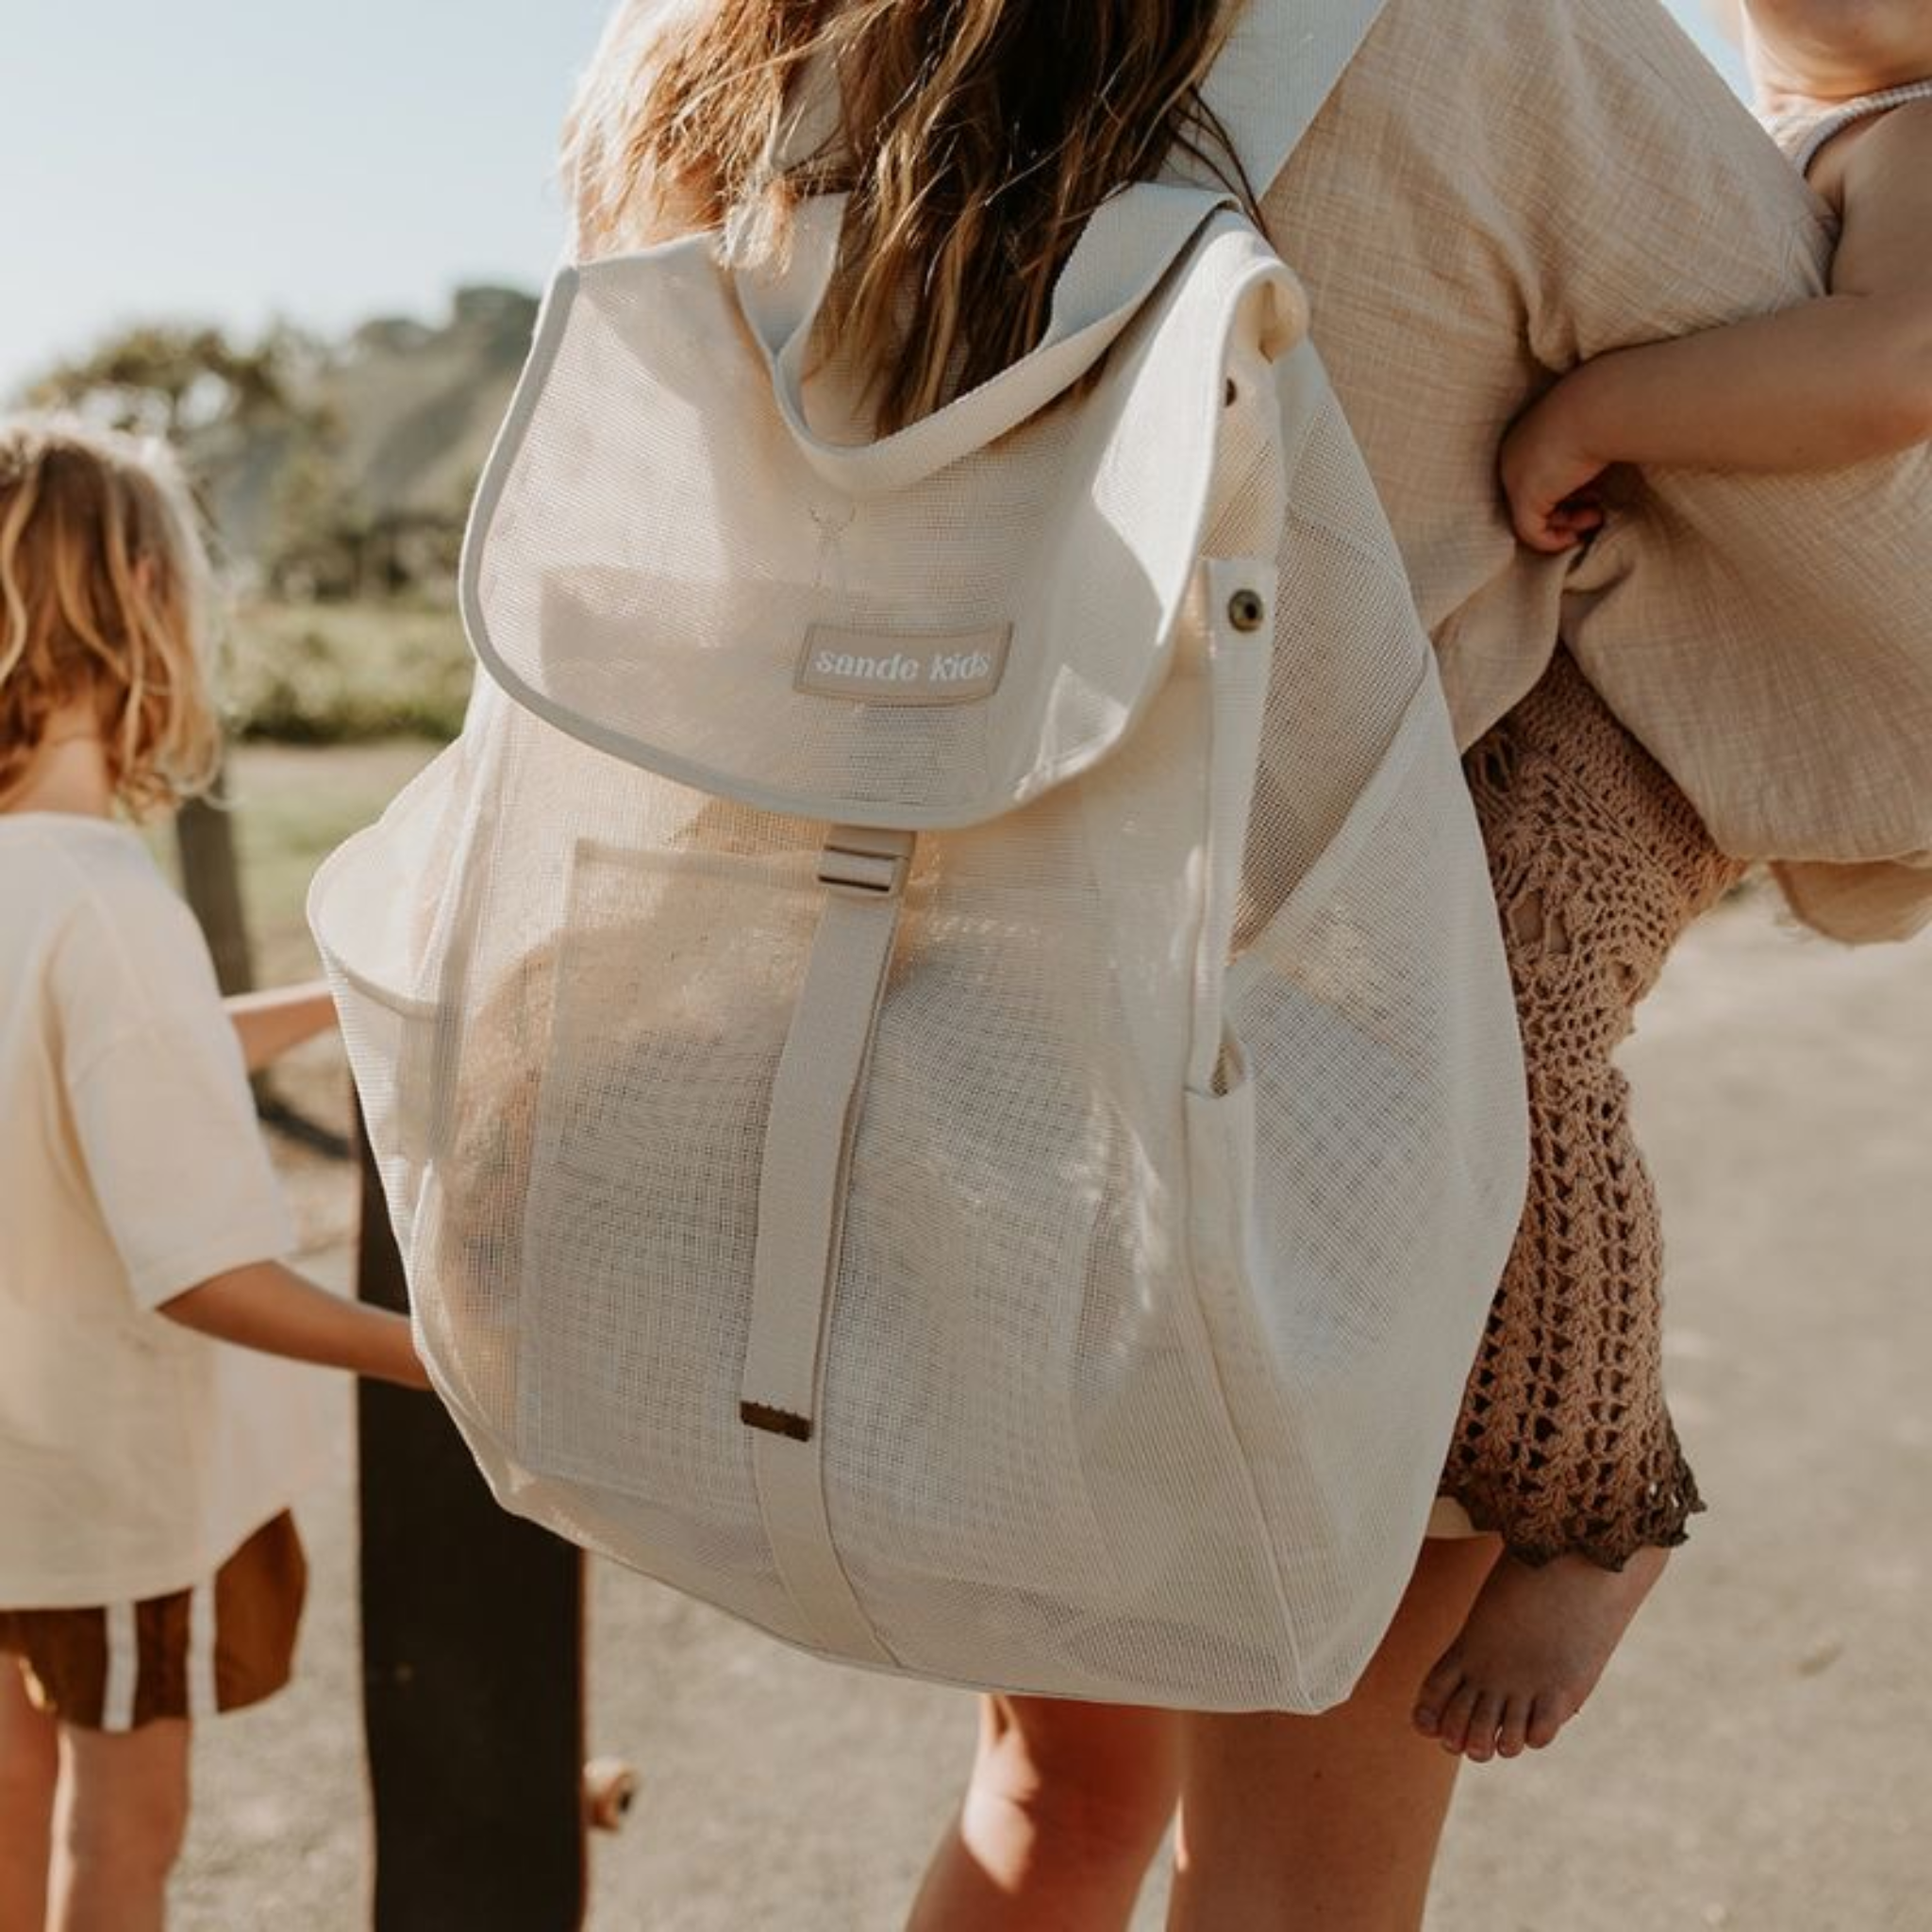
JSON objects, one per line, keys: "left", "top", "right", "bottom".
{"left": 0, "top": 0, "right": 614, "bottom": 395}
{"left": 0, "top": 1, "right": 1748, "bottom": 399}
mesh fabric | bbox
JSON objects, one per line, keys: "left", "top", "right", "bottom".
{"left": 311, "top": 208, "right": 1526, "bottom": 1712}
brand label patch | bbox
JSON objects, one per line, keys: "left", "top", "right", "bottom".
{"left": 795, "top": 624, "right": 1013, "bottom": 706}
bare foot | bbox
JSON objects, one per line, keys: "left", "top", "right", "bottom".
{"left": 1411, "top": 1545, "right": 1670, "bottom": 1762}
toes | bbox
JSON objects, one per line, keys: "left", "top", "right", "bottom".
{"left": 1461, "top": 1691, "right": 1505, "bottom": 1763}
{"left": 1495, "top": 1694, "right": 1531, "bottom": 1760}
{"left": 1413, "top": 1652, "right": 1466, "bottom": 1738}
{"left": 1435, "top": 1679, "right": 1484, "bottom": 1756}
{"left": 1525, "top": 1690, "right": 1573, "bottom": 1751}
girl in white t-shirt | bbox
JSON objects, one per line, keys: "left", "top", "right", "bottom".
{"left": 0, "top": 414, "right": 426, "bottom": 1932}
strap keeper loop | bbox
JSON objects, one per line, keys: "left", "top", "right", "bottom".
{"left": 817, "top": 826, "right": 915, "bottom": 900}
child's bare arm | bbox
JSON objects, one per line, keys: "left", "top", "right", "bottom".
{"left": 1828, "top": 99, "right": 1932, "bottom": 307}
{"left": 160, "top": 1259, "right": 430, "bottom": 1390}
{"left": 225, "top": 981, "right": 339, "bottom": 1074}
{"left": 1502, "top": 103, "right": 1932, "bottom": 553}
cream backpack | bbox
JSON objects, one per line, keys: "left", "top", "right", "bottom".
{"left": 311, "top": 0, "right": 1528, "bottom": 1712}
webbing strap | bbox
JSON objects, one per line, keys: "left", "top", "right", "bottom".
{"left": 749, "top": 1429, "right": 890, "bottom": 1664}
{"left": 738, "top": 185, "right": 1226, "bottom": 496}
{"left": 1191, "top": 0, "right": 1391, "bottom": 198}
{"left": 740, "top": 825, "right": 913, "bottom": 1662}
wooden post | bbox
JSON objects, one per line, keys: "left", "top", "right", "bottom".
{"left": 175, "top": 784, "right": 256, "bottom": 995}
{"left": 355, "top": 1114, "right": 589, "bottom": 1931}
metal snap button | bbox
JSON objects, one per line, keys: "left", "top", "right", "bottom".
{"left": 1228, "top": 589, "right": 1267, "bottom": 633}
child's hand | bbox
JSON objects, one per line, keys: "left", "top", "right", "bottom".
{"left": 226, "top": 981, "right": 340, "bottom": 1074}
{"left": 1500, "top": 382, "right": 1610, "bottom": 555}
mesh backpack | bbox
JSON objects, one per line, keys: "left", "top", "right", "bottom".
{"left": 311, "top": 0, "right": 1528, "bottom": 1712}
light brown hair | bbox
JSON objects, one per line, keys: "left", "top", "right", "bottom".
{"left": 0, "top": 415, "right": 221, "bottom": 817}
{"left": 564, "top": 0, "right": 1252, "bottom": 434}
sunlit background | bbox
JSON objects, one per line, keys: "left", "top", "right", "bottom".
{"left": 1, "top": 0, "right": 1745, "bottom": 398}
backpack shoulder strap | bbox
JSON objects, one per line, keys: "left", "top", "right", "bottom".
{"left": 735, "top": 182, "right": 1233, "bottom": 495}
{"left": 728, "top": 0, "right": 1392, "bottom": 495}
{"left": 1184, "top": 0, "right": 1391, "bottom": 194}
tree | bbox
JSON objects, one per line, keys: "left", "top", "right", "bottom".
{"left": 28, "top": 323, "right": 310, "bottom": 444}
{"left": 265, "top": 443, "right": 375, "bottom": 603}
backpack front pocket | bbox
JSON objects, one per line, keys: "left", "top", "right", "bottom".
{"left": 512, "top": 838, "right": 822, "bottom": 1524}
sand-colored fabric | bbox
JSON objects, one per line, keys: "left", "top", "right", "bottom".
{"left": 1264, "top": 0, "right": 1932, "bottom": 943}
{"left": 1440, "top": 654, "right": 1747, "bottom": 1569}
{"left": 0, "top": 815, "right": 326, "bottom": 1611}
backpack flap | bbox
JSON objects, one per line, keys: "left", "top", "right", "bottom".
{"left": 459, "top": 184, "right": 1305, "bottom": 832}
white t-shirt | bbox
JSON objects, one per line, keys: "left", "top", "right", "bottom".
{"left": 1, "top": 813, "right": 332, "bottom": 1609}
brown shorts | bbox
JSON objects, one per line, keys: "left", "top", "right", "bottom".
{"left": 0, "top": 1512, "right": 307, "bottom": 1733}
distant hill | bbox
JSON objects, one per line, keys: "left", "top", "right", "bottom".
{"left": 202, "top": 284, "right": 540, "bottom": 568}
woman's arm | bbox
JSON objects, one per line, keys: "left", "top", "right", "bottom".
{"left": 225, "top": 981, "right": 338, "bottom": 1073}
{"left": 160, "top": 1258, "right": 429, "bottom": 1390}
{"left": 1501, "top": 102, "right": 1932, "bottom": 553}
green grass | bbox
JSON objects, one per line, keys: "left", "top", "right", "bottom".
{"left": 222, "top": 601, "right": 473, "bottom": 745}
{"left": 192, "top": 597, "right": 461, "bottom": 978}
{"left": 151, "top": 740, "right": 442, "bottom": 986}
{"left": 236, "top": 741, "right": 443, "bottom": 979}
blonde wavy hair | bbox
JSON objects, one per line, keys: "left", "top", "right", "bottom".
{"left": 564, "top": 0, "right": 1253, "bottom": 435}
{"left": 0, "top": 414, "right": 221, "bottom": 817}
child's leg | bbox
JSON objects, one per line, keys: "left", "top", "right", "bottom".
{"left": 2, "top": 1516, "right": 302, "bottom": 1932}
{"left": 1416, "top": 1041, "right": 1685, "bottom": 1759}
{"left": 1418, "top": 651, "right": 1748, "bottom": 1761}
{"left": 47, "top": 1715, "right": 191, "bottom": 1932}
{"left": 0, "top": 1656, "right": 59, "bottom": 1932}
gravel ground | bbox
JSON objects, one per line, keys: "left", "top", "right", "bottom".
{"left": 172, "top": 888, "right": 1931, "bottom": 1930}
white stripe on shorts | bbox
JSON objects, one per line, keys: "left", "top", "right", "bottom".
{"left": 101, "top": 1600, "right": 139, "bottom": 1733}
{"left": 186, "top": 1581, "right": 218, "bottom": 1720}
